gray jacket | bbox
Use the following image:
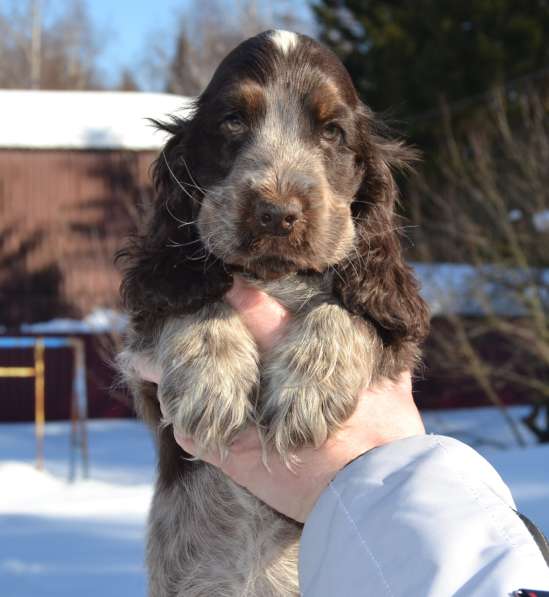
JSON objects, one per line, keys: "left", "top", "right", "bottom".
{"left": 299, "top": 435, "right": 549, "bottom": 596}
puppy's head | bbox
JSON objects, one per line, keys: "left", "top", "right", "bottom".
{"left": 122, "top": 31, "right": 428, "bottom": 350}
{"left": 158, "top": 31, "right": 401, "bottom": 275}
{"left": 190, "top": 31, "right": 367, "bottom": 278}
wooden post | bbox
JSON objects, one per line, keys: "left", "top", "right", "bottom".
{"left": 34, "top": 340, "right": 45, "bottom": 470}
{"left": 0, "top": 336, "right": 88, "bottom": 475}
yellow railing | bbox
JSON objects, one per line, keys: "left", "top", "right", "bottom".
{"left": 0, "top": 336, "right": 88, "bottom": 477}
{"left": 0, "top": 340, "right": 46, "bottom": 469}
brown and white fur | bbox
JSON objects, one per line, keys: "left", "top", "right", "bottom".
{"left": 117, "top": 30, "right": 430, "bottom": 597}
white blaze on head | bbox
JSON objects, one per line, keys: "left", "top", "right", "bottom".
{"left": 269, "top": 30, "right": 299, "bottom": 55}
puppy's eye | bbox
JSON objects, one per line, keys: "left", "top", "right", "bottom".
{"left": 220, "top": 114, "right": 247, "bottom": 135}
{"left": 321, "top": 122, "right": 343, "bottom": 143}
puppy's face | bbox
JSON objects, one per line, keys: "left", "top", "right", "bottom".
{"left": 122, "top": 31, "right": 427, "bottom": 351}
{"left": 182, "top": 31, "right": 368, "bottom": 278}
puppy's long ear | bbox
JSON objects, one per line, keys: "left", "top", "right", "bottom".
{"left": 333, "top": 107, "right": 429, "bottom": 352}
{"left": 117, "top": 117, "right": 231, "bottom": 334}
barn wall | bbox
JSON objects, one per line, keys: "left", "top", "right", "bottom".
{"left": 0, "top": 149, "right": 156, "bottom": 422}
{"left": 0, "top": 148, "right": 157, "bottom": 327}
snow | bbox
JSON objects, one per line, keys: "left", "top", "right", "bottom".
{"left": 1, "top": 408, "right": 548, "bottom": 596}
{"left": 20, "top": 308, "right": 128, "bottom": 334}
{"left": 413, "top": 262, "right": 549, "bottom": 316}
{"left": 0, "top": 420, "right": 154, "bottom": 597}
{"left": 0, "top": 90, "right": 193, "bottom": 150}
{"left": 533, "top": 210, "right": 549, "bottom": 232}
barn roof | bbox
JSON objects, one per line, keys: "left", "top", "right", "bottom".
{"left": 0, "top": 90, "right": 193, "bottom": 150}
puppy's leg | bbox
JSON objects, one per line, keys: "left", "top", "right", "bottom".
{"left": 260, "top": 302, "right": 381, "bottom": 458}
{"left": 156, "top": 302, "right": 259, "bottom": 454}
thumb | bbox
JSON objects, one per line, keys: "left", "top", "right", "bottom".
{"left": 224, "top": 275, "right": 290, "bottom": 352}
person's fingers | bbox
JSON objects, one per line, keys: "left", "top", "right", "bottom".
{"left": 173, "top": 431, "right": 224, "bottom": 467}
{"left": 173, "top": 426, "right": 262, "bottom": 470}
{"left": 174, "top": 427, "right": 274, "bottom": 495}
{"left": 224, "top": 275, "right": 291, "bottom": 352}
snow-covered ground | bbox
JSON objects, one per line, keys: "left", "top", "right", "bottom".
{"left": 1, "top": 407, "right": 548, "bottom": 597}
{"left": 0, "top": 421, "right": 155, "bottom": 597}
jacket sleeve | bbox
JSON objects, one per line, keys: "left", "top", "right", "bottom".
{"left": 298, "top": 434, "right": 549, "bottom": 597}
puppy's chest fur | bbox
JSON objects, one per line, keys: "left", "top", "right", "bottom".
{"left": 245, "top": 272, "right": 334, "bottom": 312}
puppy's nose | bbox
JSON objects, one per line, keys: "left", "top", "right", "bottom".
{"left": 254, "top": 199, "right": 302, "bottom": 236}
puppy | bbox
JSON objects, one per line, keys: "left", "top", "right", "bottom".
{"left": 118, "top": 30, "right": 429, "bottom": 597}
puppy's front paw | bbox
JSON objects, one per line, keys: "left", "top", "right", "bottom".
{"left": 157, "top": 308, "right": 259, "bottom": 456}
{"left": 260, "top": 365, "right": 359, "bottom": 460}
{"left": 259, "top": 303, "right": 379, "bottom": 459}
{"left": 160, "top": 368, "right": 256, "bottom": 456}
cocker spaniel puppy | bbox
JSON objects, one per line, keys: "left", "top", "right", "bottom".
{"left": 118, "top": 30, "right": 429, "bottom": 597}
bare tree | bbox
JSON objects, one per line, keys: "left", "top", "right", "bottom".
{"left": 410, "top": 89, "right": 549, "bottom": 444}
{"left": 0, "top": 3, "right": 31, "bottom": 87}
{"left": 0, "top": 0, "right": 104, "bottom": 90}
{"left": 142, "top": 0, "right": 306, "bottom": 96}
{"left": 117, "top": 69, "right": 140, "bottom": 92}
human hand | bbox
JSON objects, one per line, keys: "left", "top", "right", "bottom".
{"left": 174, "top": 275, "right": 424, "bottom": 522}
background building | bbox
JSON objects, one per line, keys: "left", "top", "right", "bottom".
{"left": 0, "top": 90, "right": 191, "bottom": 420}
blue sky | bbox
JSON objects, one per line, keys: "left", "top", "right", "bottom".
{"left": 87, "top": 0, "right": 190, "bottom": 86}
{"left": 81, "top": 0, "right": 313, "bottom": 88}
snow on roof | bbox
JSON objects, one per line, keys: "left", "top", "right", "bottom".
{"left": 0, "top": 90, "right": 193, "bottom": 150}
{"left": 414, "top": 262, "right": 549, "bottom": 317}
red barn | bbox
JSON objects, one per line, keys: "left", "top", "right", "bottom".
{"left": 0, "top": 90, "right": 191, "bottom": 421}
